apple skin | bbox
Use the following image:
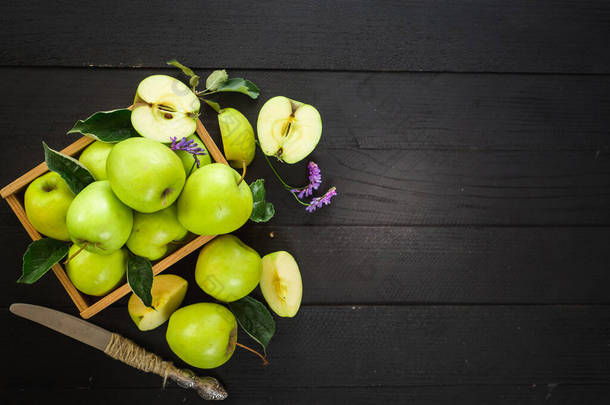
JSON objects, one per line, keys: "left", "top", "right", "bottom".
{"left": 126, "top": 205, "right": 188, "bottom": 261}
{"left": 260, "top": 251, "right": 303, "bottom": 317}
{"left": 195, "top": 235, "right": 262, "bottom": 302}
{"left": 24, "top": 172, "right": 74, "bottom": 241}
{"left": 218, "top": 108, "right": 255, "bottom": 169}
{"left": 66, "top": 244, "right": 127, "bottom": 296}
{"left": 177, "top": 163, "right": 253, "bottom": 235}
{"left": 174, "top": 134, "right": 212, "bottom": 175}
{"left": 107, "top": 137, "right": 186, "bottom": 213}
{"left": 166, "top": 302, "right": 237, "bottom": 369}
{"left": 128, "top": 274, "right": 188, "bottom": 331}
{"left": 66, "top": 180, "right": 133, "bottom": 255}
{"left": 131, "top": 75, "right": 200, "bottom": 143}
{"left": 78, "top": 141, "right": 114, "bottom": 180}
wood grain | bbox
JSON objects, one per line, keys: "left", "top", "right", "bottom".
{"left": 3, "top": 1, "right": 610, "bottom": 73}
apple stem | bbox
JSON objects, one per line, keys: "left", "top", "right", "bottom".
{"left": 63, "top": 243, "right": 87, "bottom": 265}
{"left": 236, "top": 160, "right": 247, "bottom": 185}
{"left": 236, "top": 342, "right": 268, "bottom": 366}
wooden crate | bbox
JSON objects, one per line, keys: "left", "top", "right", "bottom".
{"left": 1, "top": 118, "right": 227, "bottom": 319}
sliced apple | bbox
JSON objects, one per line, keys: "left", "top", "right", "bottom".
{"left": 128, "top": 274, "right": 188, "bottom": 331}
{"left": 260, "top": 251, "right": 302, "bottom": 317}
{"left": 131, "top": 75, "right": 200, "bottom": 143}
{"left": 257, "top": 96, "right": 322, "bottom": 164}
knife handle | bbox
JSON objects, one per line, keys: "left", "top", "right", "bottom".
{"left": 104, "top": 333, "right": 228, "bottom": 400}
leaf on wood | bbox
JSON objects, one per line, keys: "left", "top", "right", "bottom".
{"left": 215, "top": 78, "right": 260, "bottom": 99}
{"left": 250, "top": 179, "right": 275, "bottom": 222}
{"left": 229, "top": 295, "right": 276, "bottom": 355}
{"left": 18, "top": 238, "right": 70, "bottom": 284}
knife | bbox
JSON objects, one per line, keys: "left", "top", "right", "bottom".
{"left": 9, "top": 303, "right": 228, "bottom": 400}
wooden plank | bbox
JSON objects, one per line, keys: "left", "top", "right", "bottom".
{"left": 3, "top": 226, "right": 610, "bottom": 306}
{"left": 3, "top": 384, "right": 610, "bottom": 404}
{"left": 2, "top": 68, "right": 610, "bottom": 161}
{"left": 4, "top": 306, "right": 610, "bottom": 388}
{"left": 2, "top": 1, "right": 610, "bottom": 73}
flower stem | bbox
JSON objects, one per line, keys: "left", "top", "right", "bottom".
{"left": 259, "top": 148, "right": 293, "bottom": 190}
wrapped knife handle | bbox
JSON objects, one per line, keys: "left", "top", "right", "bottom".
{"left": 104, "top": 333, "right": 227, "bottom": 400}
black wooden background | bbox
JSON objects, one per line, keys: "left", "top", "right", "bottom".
{"left": 2, "top": 1, "right": 610, "bottom": 404}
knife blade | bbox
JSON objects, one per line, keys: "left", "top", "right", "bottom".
{"left": 9, "top": 303, "right": 228, "bottom": 400}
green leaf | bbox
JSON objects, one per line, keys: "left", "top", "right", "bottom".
{"left": 43, "top": 142, "right": 95, "bottom": 195}
{"left": 127, "top": 255, "right": 154, "bottom": 308}
{"left": 19, "top": 238, "right": 70, "bottom": 284}
{"left": 229, "top": 296, "right": 275, "bottom": 355}
{"left": 215, "top": 78, "right": 260, "bottom": 99}
{"left": 202, "top": 99, "right": 221, "bottom": 113}
{"left": 205, "top": 69, "right": 229, "bottom": 91}
{"left": 167, "top": 59, "right": 200, "bottom": 90}
{"left": 67, "top": 109, "right": 138, "bottom": 143}
{"left": 249, "top": 179, "right": 275, "bottom": 222}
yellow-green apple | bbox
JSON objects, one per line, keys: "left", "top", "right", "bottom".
{"left": 107, "top": 137, "right": 186, "bottom": 213}
{"left": 24, "top": 172, "right": 74, "bottom": 241}
{"left": 174, "top": 134, "right": 211, "bottom": 175}
{"left": 65, "top": 244, "right": 127, "bottom": 296}
{"left": 195, "top": 235, "right": 262, "bottom": 302}
{"left": 257, "top": 96, "right": 322, "bottom": 163}
{"left": 260, "top": 251, "right": 302, "bottom": 317}
{"left": 66, "top": 180, "right": 133, "bottom": 255}
{"left": 218, "top": 108, "right": 255, "bottom": 169}
{"left": 128, "top": 274, "right": 188, "bottom": 331}
{"left": 177, "top": 163, "right": 252, "bottom": 235}
{"left": 78, "top": 141, "right": 114, "bottom": 180}
{"left": 131, "top": 75, "right": 200, "bottom": 142}
{"left": 126, "top": 205, "right": 188, "bottom": 261}
{"left": 166, "top": 302, "right": 237, "bottom": 369}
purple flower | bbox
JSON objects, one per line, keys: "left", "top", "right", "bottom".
{"left": 291, "top": 161, "right": 323, "bottom": 198}
{"left": 306, "top": 187, "right": 337, "bottom": 213}
{"left": 170, "top": 136, "right": 207, "bottom": 167}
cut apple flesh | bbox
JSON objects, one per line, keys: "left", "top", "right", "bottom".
{"left": 257, "top": 96, "right": 322, "bottom": 164}
{"left": 128, "top": 274, "right": 188, "bottom": 331}
{"left": 260, "top": 251, "right": 302, "bottom": 317}
{"left": 131, "top": 75, "right": 200, "bottom": 143}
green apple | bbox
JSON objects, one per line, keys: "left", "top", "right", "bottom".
{"left": 66, "top": 180, "right": 133, "bottom": 255}
{"left": 166, "top": 302, "right": 237, "bottom": 369}
{"left": 195, "top": 235, "right": 262, "bottom": 302}
{"left": 131, "top": 75, "right": 200, "bottom": 143}
{"left": 218, "top": 108, "right": 255, "bottom": 169}
{"left": 24, "top": 172, "right": 74, "bottom": 241}
{"left": 107, "top": 137, "right": 186, "bottom": 213}
{"left": 177, "top": 163, "right": 253, "bottom": 235}
{"left": 174, "top": 134, "right": 211, "bottom": 175}
{"left": 260, "top": 251, "right": 302, "bottom": 317}
{"left": 78, "top": 141, "right": 114, "bottom": 180}
{"left": 66, "top": 244, "right": 127, "bottom": 296}
{"left": 126, "top": 205, "right": 188, "bottom": 261}
{"left": 257, "top": 96, "right": 322, "bottom": 164}
{"left": 128, "top": 274, "right": 188, "bottom": 331}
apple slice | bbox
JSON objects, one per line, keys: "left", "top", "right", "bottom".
{"left": 257, "top": 96, "right": 322, "bottom": 164}
{"left": 131, "top": 75, "right": 200, "bottom": 143}
{"left": 128, "top": 274, "right": 188, "bottom": 331}
{"left": 259, "top": 251, "right": 302, "bottom": 317}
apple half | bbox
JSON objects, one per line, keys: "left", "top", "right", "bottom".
{"left": 257, "top": 96, "right": 322, "bottom": 164}
{"left": 131, "top": 75, "right": 200, "bottom": 143}
{"left": 128, "top": 274, "right": 188, "bottom": 331}
{"left": 260, "top": 251, "right": 303, "bottom": 317}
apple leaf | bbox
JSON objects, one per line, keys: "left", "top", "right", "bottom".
{"left": 43, "top": 142, "right": 95, "bottom": 195}
{"left": 67, "top": 109, "right": 138, "bottom": 143}
{"left": 167, "top": 59, "right": 200, "bottom": 90}
{"left": 202, "top": 99, "right": 221, "bottom": 113}
{"left": 127, "top": 255, "right": 154, "bottom": 308}
{"left": 228, "top": 295, "right": 275, "bottom": 356}
{"left": 205, "top": 69, "right": 229, "bottom": 91}
{"left": 249, "top": 179, "right": 275, "bottom": 223}
{"left": 215, "top": 78, "right": 260, "bottom": 99}
{"left": 18, "top": 238, "right": 70, "bottom": 284}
